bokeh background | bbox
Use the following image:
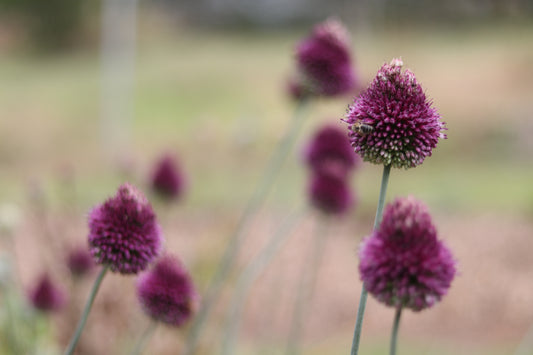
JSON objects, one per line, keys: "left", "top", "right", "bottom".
{"left": 1, "top": 0, "right": 533, "bottom": 354}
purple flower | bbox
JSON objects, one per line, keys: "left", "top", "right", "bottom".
{"left": 292, "top": 18, "right": 357, "bottom": 98}
{"left": 151, "top": 154, "right": 185, "bottom": 201}
{"left": 359, "top": 196, "right": 456, "bottom": 311}
{"left": 67, "top": 247, "right": 95, "bottom": 277}
{"left": 136, "top": 255, "right": 197, "bottom": 327}
{"left": 308, "top": 171, "right": 353, "bottom": 216}
{"left": 29, "top": 273, "right": 66, "bottom": 312}
{"left": 88, "top": 183, "right": 162, "bottom": 275}
{"left": 345, "top": 58, "right": 447, "bottom": 169}
{"left": 304, "top": 123, "right": 361, "bottom": 177}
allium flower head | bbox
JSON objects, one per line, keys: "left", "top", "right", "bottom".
{"left": 151, "top": 154, "right": 185, "bottom": 201}
{"left": 88, "top": 183, "right": 162, "bottom": 274}
{"left": 67, "top": 247, "right": 95, "bottom": 277}
{"left": 308, "top": 171, "right": 353, "bottom": 216}
{"left": 136, "top": 255, "right": 197, "bottom": 327}
{"left": 304, "top": 123, "right": 361, "bottom": 177}
{"left": 29, "top": 273, "right": 66, "bottom": 312}
{"left": 359, "top": 196, "right": 456, "bottom": 311}
{"left": 345, "top": 58, "right": 447, "bottom": 169}
{"left": 292, "top": 18, "right": 357, "bottom": 98}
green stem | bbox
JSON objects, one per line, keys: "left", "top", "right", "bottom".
{"left": 350, "top": 164, "right": 391, "bottom": 355}
{"left": 131, "top": 321, "right": 158, "bottom": 355}
{"left": 285, "top": 216, "right": 328, "bottom": 355}
{"left": 185, "top": 99, "right": 310, "bottom": 355}
{"left": 221, "top": 208, "right": 305, "bottom": 355}
{"left": 390, "top": 306, "right": 402, "bottom": 355}
{"left": 64, "top": 266, "right": 108, "bottom": 355}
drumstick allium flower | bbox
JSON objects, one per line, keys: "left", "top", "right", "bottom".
{"left": 151, "top": 154, "right": 185, "bottom": 201}
{"left": 291, "top": 18, "right": 357, "bottom": 99}
{"left": 308, "top": 171, "right": 353, "bottom": 216}
{"left": 29, "top": 273, "right": 66, "bottom": 312}
{"left": 137, "top": 255, "right": 197, "bottom": 326}
{"left": 304, "top": 124, "right": 361, "bottom": 177}
{"left": 345, "top": 58, "right": 447, "bottom": 169}
{"left": 359, "top": 196, "right": 456, "bottom": 311}
{"left": 88, "top": 183, "right": 162, "bottom": 274}
{"left": 67, "top": 247, "right": 95, "bottom": 277}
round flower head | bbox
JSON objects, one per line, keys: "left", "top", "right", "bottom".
{"left": 151, "top": 154, "right": 185, "bottom": 201}
{"left": 29, "top": 273, "right": 66, "bottom": 312}
{"left": 136, "top": 255, "right": 197, "bottom": 327}
{"left": 67, "top": 247, "right": 95, "bottom": 277}
{"left": 293, "top": 18, "right": 357, "bottom": 98}
{"left": 359, "top": 196, "right": 456, "bottom": 311}
{"left": 304, "top": 123, "right": 361, "bottom": 177}
{"left": 308, "top": 171, "right": 353, "bottom": 216}
{"left": 88, "top": 183, "right": 162, "bottom": 274}
{"left": 345, "top": 58, "right": 447, "bottom": 169}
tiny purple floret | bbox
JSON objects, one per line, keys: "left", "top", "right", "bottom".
{"left": 359, "top": 196, "right": 456, "bottom": 311}
{"left": 88, "top": 183, "right": 162, "bottom": 275}
{"left": 345, "top": 58, "right": 447, "bottom": 169}
{"left": 136, "top": 255, "right": 197, "bottom": 327}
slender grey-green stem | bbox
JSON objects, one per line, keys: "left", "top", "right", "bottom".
{"left": 64, "top": 266, "right": 109, "bottom": 355}
{"left": 513, "top": 319, "right": 533, "bottom": 355}
{"left": 131, "top": 321, "right": 158, "bottom": 355}
{"left": 350, "top": 164, "right": 391, "bottom": 355}
{"left": 285, "top": 215, "right": 328, "bottom": 355}
{"left": 389, "top": 306, "right": 402, "bottom": 355}
{"left": 185, "top": 99, "right": 310, "bottom": 355}
{"left": 221, "top": 208, "right": 306, "bottom": 355}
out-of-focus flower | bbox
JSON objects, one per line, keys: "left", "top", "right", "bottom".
{"left": 308, "top": 171, "right": 353, "bottom": 216}
{"left": 136, "top": 255, "right": 197, "bottom": 327}
{"left": 88, "top": 183, "right": 162, "bottom": 275}
{"left": 67, "top": 247, "right": 95, "bottom": 277}
{"left": 150, "top": 154, "right": 185, "bottom": 201}
{"left": 345, "top": 58, "right": 446, "bottom": 169}
{"left": 29, "top": 273, "right": 66, "bottom": 312}
{"left": 290, "top": 18, "right": 357, "bottom": 99}
{"left": 304, "top": 123, "right": 360, "bottom": 177}
{"left": 359, "top": 196, "right": 456, "bottom": 311}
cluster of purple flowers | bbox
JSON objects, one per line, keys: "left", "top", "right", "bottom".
{"left": 304, "top": 124, "right": 361, "bottom": 215}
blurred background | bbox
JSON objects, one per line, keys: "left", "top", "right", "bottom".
{"left": 0, "top": 0, "right": 533, "bottom": 354}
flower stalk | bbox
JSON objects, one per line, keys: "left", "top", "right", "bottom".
{"left": 350, "top": 164, "right": 391, "bottom": 355}
{"left": 390, "top": 306, "right": 403, "bottom": 355}
{"left": 64, "top": 266, "right": 108, "bottom": 355}
{"left": 185, "top": 99, "right": 310, "bottom": 355}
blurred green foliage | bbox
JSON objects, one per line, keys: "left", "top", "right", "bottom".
{"left": 0, "top": 0, "right": 87, "bottom": 50}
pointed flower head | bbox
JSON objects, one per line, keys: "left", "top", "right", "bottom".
{"left": 345, "top": 58, "right": 446, "bottom": 169}
{"left": 88, "top": 183, "right": 162, "bottom": 274}
{"left": 67, "top": 247, "right": 95, "bottom": 277}
{"left": 359, "top": 196, "right": 456, "bottom": 311}
{"left": 136, "top": 255, "right": 197, "bottom": 327}
{"left": 308, "top": 171, "right": 353, "bottom": 216}
{"left": 151, "top": 154, "right": 185, "bottom": 201}
{"left": 304, "top": 123, "right": 361, "bottom": 177}
{"left": 29, "top": 273, "right": 66, "bottom": 312}
{"left": 291, "top": 18, "right": 357, "bottom": 99}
